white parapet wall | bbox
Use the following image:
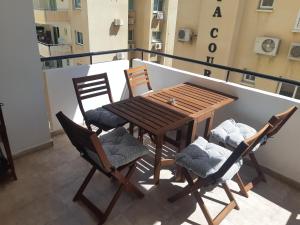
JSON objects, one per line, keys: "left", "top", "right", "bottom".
{"left": 133, "top": 59, "right": 300, "bottom": 183}
{"left": 44, "top": 60, "right": 129, "bottom": 131}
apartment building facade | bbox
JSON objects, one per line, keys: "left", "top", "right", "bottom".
{"left": 33, "top": 0, "right": 128, "bottom": 67}
{"left": 128, "top": 0, "right": 178, "bottom": 66}
{"left": 172, "top": 0, "right": 300, "bottom": 99}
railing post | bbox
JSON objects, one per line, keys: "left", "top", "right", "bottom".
{"left": 226, "top": 70, "right": 230, "bottom": 82}
{"left": 89, "top": 55, "right": 93, "bottom": 64}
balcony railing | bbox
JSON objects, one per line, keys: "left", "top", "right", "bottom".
{"left": 40, "top": 48, "right": 300, "bottom": 88}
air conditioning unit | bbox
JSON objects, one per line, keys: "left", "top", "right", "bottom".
{"left": 155, "top": 11, "right": 164, "bottom": 20}
{"left": 114, "top": 19, "right": 124, "bottom": 26}
{"left": 178, "top": 28, "right": 193, "bottom": 42}
{"left": 128, "top": 18, "right": 135, "bottom": 25}
{"left": 154, "top": 42, "right": 162, "bottom": 50}
{"left": 116, "top": 52, "right": 125, "bottom": 60}
{"left": 128, "top": 43, "right": 135, "bottom": 49}
{"left": 254, "top": 37, "right": 281, "bottom": 56}
{"left": 288, "top": 43, "right": 300, "bottom": 61}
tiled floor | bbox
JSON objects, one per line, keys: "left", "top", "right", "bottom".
{"left": 0, "top": 134, "right": 299, "bottom": 225}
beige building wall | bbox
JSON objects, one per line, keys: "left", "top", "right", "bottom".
{"left": 87, "top": 0, "right": 128, "bottom": 63}
{"left": 132, "top": 0, "right": 178, "bottom": 64}
{"left": 173, "top": 0, "right": 300, "bottom": 94}
{"left": 230, "top": 0, "right": 300, "bottom": 93}
{"left": 68, "top": 0, "right": 90, "bottom": 65}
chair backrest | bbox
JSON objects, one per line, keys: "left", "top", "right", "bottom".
{"left": 212, "top": 121, "right": 274, "bottom": 182}
{"left": 56, "top": 111, "right": 112, "bottom": 172}
{"left": 72, "top": 73, "right": 113, "bottom": 122}
{"left": 267, "top": 106, "right": 297, "bottom": 138}
{"left": 124, "top": 65, "right": 152, "bottom": 98}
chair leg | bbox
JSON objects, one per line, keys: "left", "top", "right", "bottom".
{"left": 249, "top": 153, "right": 267, "bottom": 182}
{"left": 168, "top": 168, "right": 239, "bottom": 225}
{"left": 74, "top": 164, "right": 144, "bottom": 225}
{"left": 222, "top": 183, "right": 240, "bottom": 210}
{"left": 73, "top": 166, "right": 96, "bottom": 202}
{"left": 234, "top": 173, "right": 249, "bottom": 198}
{"left": 129, "top": 123, "right": 134, "bottom": 135}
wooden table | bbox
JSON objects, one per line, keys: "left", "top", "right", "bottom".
{"left": 103, "top": 82, "right": 237, "bottom": 184}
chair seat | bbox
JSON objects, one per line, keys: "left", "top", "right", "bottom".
{"left": 85, "top": 107, "right": 127, "bottom": 130}
{"left": 176, "top": 136, "right": 243, "bottom": 183}
{"left": 210, "top": 119, "right": 264, "bottom": 152}
{"left": 86, "top": 127, "right": 149, "bottom": 169}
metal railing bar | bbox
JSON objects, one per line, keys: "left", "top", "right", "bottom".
{"left": 40, "top": 48, "right": 300, "bottom": 87}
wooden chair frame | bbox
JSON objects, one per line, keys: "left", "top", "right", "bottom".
{"left": 72, "top": 73, "right": 114, "bottom": 134}
{"left": 56, "top": 112, "right": 144, "bottom": 225}
{"left": 124, "top": 65, "right": 153, "bottom": 98}
{"left": 234, "top": 106, "right": 298, "bottom": 198}
{"left": 168, "top": 122, "right": 274, "bottom": 225}
{"left": 0, "top": 103, "right": 17, "bottom": 180}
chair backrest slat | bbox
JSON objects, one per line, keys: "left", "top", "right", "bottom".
{"left": 56, "top": 111, "right": 112, "bottom": 172}
{"left": 124, "top": 65, "right": 152, "bottom": 98}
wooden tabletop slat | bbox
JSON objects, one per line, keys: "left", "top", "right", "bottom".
{"left": 167, "top": 89, "right": 211, "bottom": 108}
{"left": 176, "top": 85, "right": 227, "bottom": 104}
{"left": 135, "top": 97, "right": 185, "bottom": 119}
{"left": 157, "top": 92, "right": 203, "bottom": 112}
{"left": 182, "top": 85, "right": 228, "bottom": 101}
{"left": 148, "top": 94, "right": 195, "bottom": 114}
{"left": 125, "top": 101, "right": 170, "bottom": 125}
{"left": 115, "top": 103, "right": 164, "bottom": 128}
{"left": 131, "top": 99, "right": 178, "bottom": 123}
{"left": 178, "top": 83, "right": 227, "bottom": 100}
{"left": 174, "top": 85, "right": 223, "bottom": 103}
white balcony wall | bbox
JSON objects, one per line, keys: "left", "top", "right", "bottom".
{"left": 38, "top": 42, "right": 51, "bottom": 57}
{"left": 0, "top": 0, "right": 51, "bottom": 154}
{"left": 44, "top": 60, "right": 129, "bottom": 131}
{"left": 133, "top": 59, "right": 300, "bottom": 183}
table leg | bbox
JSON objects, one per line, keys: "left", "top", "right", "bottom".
{"left": 175, "top": 124, "right": 188, "bottom": 182}
{"left": 154, "top": 135, "right": 164, "bottom": 185}
{"left": 204, "top": 112, "right": 214, "bottom": 140}
{"left": 187, "top": 120, "right": 198, "bottom": 145}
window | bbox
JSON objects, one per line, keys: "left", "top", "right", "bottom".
{"left": 278, "top": 82, "right": 300, "bottom": 99}
{"left": 152, "top": 31, "right": 161, "bottom": 42}
{"left": 75, "top": 31, "right": 83, "bottom": 45}
{"left": 242, "top": 74, "right": 256, "bottom": 83}
{"left": 129, "top": 0, "right": 134, "bottom": 11}
{"left": 258, "top": 0, "right": 274, "bottom": 10}
{"left": 293, "top": 10, "right": 300, "bottom": 32}
{"left": 74, "top": 0, "right": 81, "bottom": 9}
{"left": 128, "top": 30, "right": 134, "bottom": 42}
{"left": 153, "top": 0, "right": 163, "bottom": 12}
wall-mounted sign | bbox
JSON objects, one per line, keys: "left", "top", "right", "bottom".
{"left": 204, "top": 0, "right": 222, "bottom": 77}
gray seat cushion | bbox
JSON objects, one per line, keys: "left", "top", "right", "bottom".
{"left": 85, "top": 107, "right": 127, "bottom": 129}
{"left": 86, "top": 127, "right": 149, "bottom": 169}
{"left": 176, "top": 136, "right": 243, "bottom": 183}
{"left": 210, "top": 119, "right": 263, "bottom": 152}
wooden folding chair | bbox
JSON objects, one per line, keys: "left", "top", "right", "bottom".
{"left": 56, "top": 111, "right": 148, "bottom": 225}
{"left": 124, "top": 65, "right": 153, "bottom": 98}
{"left": 234, "top": 106, "right": 298, "bottom": 197}
{"left": 168, "top": 122, "right": 274, "bottom": 225}
{"left": 73, "top": 73, "right": 126, "bottom": 135}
